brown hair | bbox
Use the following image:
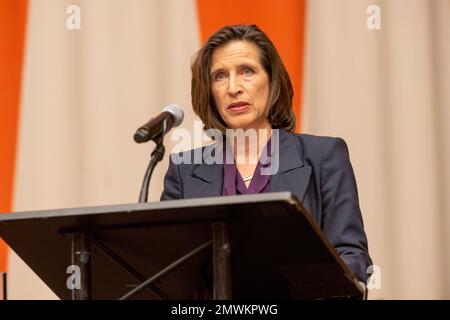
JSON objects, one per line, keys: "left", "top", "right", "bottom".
{"left": 191, "top": 24, "right": 296, "bottom": 134}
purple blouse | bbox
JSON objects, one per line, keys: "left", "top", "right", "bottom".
{"left": 222, "top": 138, "right": 272, "bottom": 196}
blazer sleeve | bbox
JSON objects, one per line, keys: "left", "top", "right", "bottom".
{"left": 320, "top": 137, "right": 373, "bottom": 283}
{"left": 160, "top": 155, "right": 182, "bottom": 201}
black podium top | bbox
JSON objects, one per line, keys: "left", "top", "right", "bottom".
{"left": 0, "top": 192, "right": 363, "bottom": 299}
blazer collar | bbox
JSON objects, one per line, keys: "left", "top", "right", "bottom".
{"left": 276, "top": 128, "right": 304, "bottom": 173}
{"left": 185, "top": 128, "right": 311, "bottom": 201}
{"left": 184, "top": 145, "right": 224, "bottom": 198}
{"left": 268, "top": 129, "right": 311, "bottom": 201}
{"left": 192, "top": 144, "right": 224, "bottom": 183}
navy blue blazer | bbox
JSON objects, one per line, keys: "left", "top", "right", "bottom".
{"left": 160, "top": 128, "right": 372, "bottom": 282}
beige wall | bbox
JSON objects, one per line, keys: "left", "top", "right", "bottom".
{"left": 9, "top": 0, "right": 200, "bottom": 299}
{"left": 302, "top": 0, "right": 450, "bottom": 299}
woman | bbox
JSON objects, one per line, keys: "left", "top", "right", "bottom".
{"left": 160, "top": 24, "right": 372, "bottom": 289}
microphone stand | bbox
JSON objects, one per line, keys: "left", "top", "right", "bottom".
{"left": 138, "top": 121, "right": 167, "bottom": 203}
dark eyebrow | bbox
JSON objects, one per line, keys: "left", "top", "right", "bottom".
{"left": 239, "top": 62, "right": 258, "bottom": 69}
{"left": 210, "top": 58, "right": 261, "bottom": 78}
{"left": 210, "top": 68, "right": 224, "bottom": 76}
{"left": 211, "top": 62, "right": 258, "bottom": 74}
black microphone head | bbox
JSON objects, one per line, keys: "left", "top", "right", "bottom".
{"left": 162, "top": 104, "right": 184, "bottom": 127}
{"left": 134, "top": 127, "right": 150, "bottom": 143}
{"left": 134, "top": 104, "right": 185, "bottom": 144}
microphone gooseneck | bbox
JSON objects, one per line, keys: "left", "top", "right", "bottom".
{"left": 135, "top": 104, "right": 184, "bottom": 203}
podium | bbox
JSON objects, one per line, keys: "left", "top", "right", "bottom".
{"left": 0, "top": 192, "right": 363, "bottom": 300}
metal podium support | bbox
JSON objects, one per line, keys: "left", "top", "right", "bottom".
{"left": 71, "top": 233, "right": 91, "bottom": 300}
{"left": 212, "top": 223, "right": 232, "bottom": 299}
{"left": 66, "top": 223, "right": 232, "bottom": 300}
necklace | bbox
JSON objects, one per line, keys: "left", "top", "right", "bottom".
{"left": 242, "top": 175, "right": 253, "bottom": 182}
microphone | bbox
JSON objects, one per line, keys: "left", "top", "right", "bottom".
{"left": 134, "top": 104, "right": 184, "bottom": 143}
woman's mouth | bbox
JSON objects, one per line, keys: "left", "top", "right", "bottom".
{"left": 227, "top": 101, "right": 250, "bottom": 113}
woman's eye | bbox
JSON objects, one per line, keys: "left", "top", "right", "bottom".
{"left": 242, "top": 67, "right": 254, "bottom": 75}
{"left": 214, "top": 72, "right": 225, "bottom": 81}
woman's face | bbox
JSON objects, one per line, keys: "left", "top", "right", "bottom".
{"left": 210, "top": 40, "right": 271, "bottom": 131}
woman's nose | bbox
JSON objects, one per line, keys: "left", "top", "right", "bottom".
{"left": 227, "top": 74, "right": 242, "bottom": 96}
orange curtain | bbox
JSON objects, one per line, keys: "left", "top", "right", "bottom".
{"left": 0, "top": 0, "right": 28, "bottom": 272}
{"left": 196, "top": 0, "right": 307, "bottom": 132}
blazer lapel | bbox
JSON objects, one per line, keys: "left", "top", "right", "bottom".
{"left": 268, "top": 129, "right": 312, "bottom": 202}
{"left": 183, "top": 146, "right": 224, "bottom": 199}
{"left": 183, "top": 129, "right": 312, "bottom": 202}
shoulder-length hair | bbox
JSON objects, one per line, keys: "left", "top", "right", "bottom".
{"left": 191, "top": 24, "right": 296, "bottom": 134}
